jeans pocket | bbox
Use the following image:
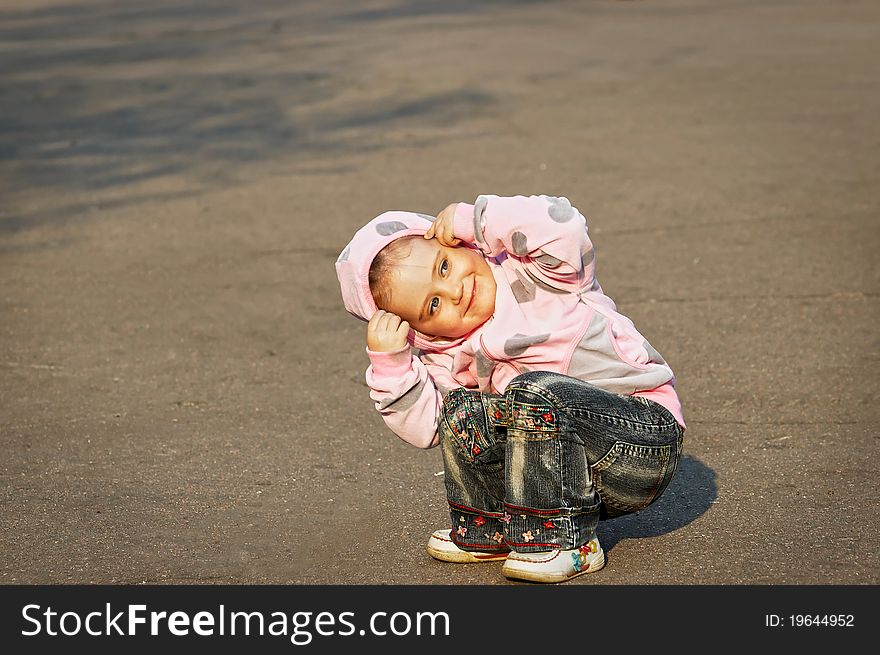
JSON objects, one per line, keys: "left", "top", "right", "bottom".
{"left": 590, "top": 441, "right": 673, "bottom": 516}
{"left": 441, "top": 389, "right": 502, "bottom": 465}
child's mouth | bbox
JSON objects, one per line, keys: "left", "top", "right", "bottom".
{"left": 465, "top": 278, "right": 476, "bottom": 315}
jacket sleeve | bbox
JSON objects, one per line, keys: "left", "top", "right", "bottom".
{"left": 452, "top": 194, "right": 596, "bottom": 293}
{"left": 365, "top": 346, "right": 459, "bottom": 449}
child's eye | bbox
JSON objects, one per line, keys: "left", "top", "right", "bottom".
{"left": 439, "top": 259, "right": 449, "bottom": 276}
{"left": 429, "top": 297, "right": 440, "bottom": 315}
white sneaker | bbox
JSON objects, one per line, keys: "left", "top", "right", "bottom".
{"left": 426, "top": 529, "right": 510, "bottom": 563}
{"left": 501, "top": 537, "right": 605, "bottom": 583}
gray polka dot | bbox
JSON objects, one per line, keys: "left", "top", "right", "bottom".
{"left": 511, "top": 231, "right": 529, "bottom": 256}
{"left": 643, "top": 340, "right": 667, "bottom": 365}
{"left": 473, "top": 196, "right": 489, "bottom": 243}
{"left": 547, "top": 196, "right": 575, "bottom": 223}
{"left": 510, "top": 270, "right": 536, "bottom": 303}
{"left": 475, "top": 351, "right": 495, "bottom": 379}
{"left": 524, "top": 268, "right": 568, "bottom": 294}
{"left": 378, "top": 379, "right": 427, "bottom": 411}
{"left": 536, "top": 252, "right": 562, "bottom": 268}
{"left": 416, "top": 213, "right": 436, "bottom": 223}
{"left": 504, "top": 333, "right": 550, "bottom": 357}
{"left": 582, "top": 247, "right": 595, "bottom": 269}
{"left": 376, "top": 221, "right": 408, "bottom": 236}
{"left": 336, "top": 246, "right": 351, "bottom": 263}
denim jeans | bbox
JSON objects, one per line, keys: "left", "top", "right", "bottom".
{"left": 439, "top": 371, "right": 684, "bottom": 553}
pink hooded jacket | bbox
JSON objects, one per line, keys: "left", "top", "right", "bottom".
{"left": 336, "top": 195, "right": 685, "bottom": 449}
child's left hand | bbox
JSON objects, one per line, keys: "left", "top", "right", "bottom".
{"left": 367, "top": 309, "right": 411, "bottom": 352}
{"left": 424, "top": 203, "right": 460, "bottom": 247}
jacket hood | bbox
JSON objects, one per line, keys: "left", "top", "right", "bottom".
{"left": 337, "top": 210, "right": 460, "bottom": 349}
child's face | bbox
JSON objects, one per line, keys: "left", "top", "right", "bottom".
{"left": 383, "top": 238, "right": 496, "bottom": 340}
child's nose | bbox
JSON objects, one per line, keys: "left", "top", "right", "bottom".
{"left": 442, "top": 279, "right": 463, "bottom": 303}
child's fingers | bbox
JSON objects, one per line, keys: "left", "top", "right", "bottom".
{"left": 440, "top": 225, "right": 459, "bottom": 246}
{"left": 424, "top": 223, "right": 435, "bottom": 240}
{"left": 368, "top": 309, "right": 386, "bottom": 329}
{"left": 383, "top": 312, "right": 401, "bottom": 332}
{"left": 369, "top": 310, "right": 395, "bottom": 336}
{"left": 443, "top": 219, "right": 459, "bottom": 245}
{"left": 374, "top": 311, "right": 401, "bottom": 334}
{"left": 444, "top": 232, "right": 460, "bottom": 246}
{"left": 436, "top": 223, "right": 446, "bottom": 242}
{"left": 367, "top": 310, "right": 410, "bottom": 351}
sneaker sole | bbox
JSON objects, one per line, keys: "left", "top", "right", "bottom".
{"left": 426, "top": 533, "right": 509, "bottom": 563}
{"left": 427, "top": 545, "right": 510, "bottom": 563}
{"left": 501, "top": 548, "right": 606, "bottom": 583}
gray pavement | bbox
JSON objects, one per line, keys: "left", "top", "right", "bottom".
{"left": 1, "top": 0, "right": 878, "bottom": 585}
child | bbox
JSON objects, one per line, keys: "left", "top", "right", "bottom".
{"left": 336, "top": 195, "right": 685, "bottom": 583}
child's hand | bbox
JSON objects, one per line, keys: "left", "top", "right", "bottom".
{"left": 367, "top": 310, "right": 411, "bottom": 352}
{"left": 424, "top": 203, "right": 460, "bottom": 247}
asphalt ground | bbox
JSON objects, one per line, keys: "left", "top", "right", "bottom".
{"left": 1, "top": 0, "right": 878, "bottom": 585}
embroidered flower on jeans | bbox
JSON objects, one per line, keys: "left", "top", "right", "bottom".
{"left": 522, "top": 530, "right": 534, "bottom": 542}
{"left": 492, "top": 531, "right": 503, "bottom": 543}
{"left": 457, "top": 526, "right": 468, "bottom": 537}
{"left": 474, "top": 516, "right": 487, "bottom": 527}
{"left": 543, "top": 520, "right": 556, "bottom": 529}
{"left": 501, "top": 513, "right": 511, "bottom": 524}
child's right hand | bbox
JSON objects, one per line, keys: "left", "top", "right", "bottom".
{"left": 424, "top": 203, "right": 460, "bottom": 247}
{"left": 367, "top": 310, "right": 411, "bottom": 352}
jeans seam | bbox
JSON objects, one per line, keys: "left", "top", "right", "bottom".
{"left": 590, "top": 442, "right": 672, "bottom": 513}
{"left": 448, "top": 500, "right": 506, "bottom": 517}
{"left": 569, "top": 406, "right": 663, "bottom": 431}
{"left": 503, "top": 503, "right": 598, "bottom": 517}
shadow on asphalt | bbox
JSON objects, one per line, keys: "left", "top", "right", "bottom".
{"left": 599, "top": 454, "right": 717, "bottom": 552}
{"left": 0, "top": 0, "right": 503, "bottom": 233}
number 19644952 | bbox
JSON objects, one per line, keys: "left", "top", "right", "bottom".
{"left": 765, "top": 614, "right": 854, "bottom": 627}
